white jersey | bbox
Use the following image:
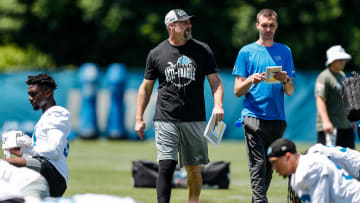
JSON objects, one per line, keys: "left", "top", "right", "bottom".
{"left": 0, "top": 160, "right": 42, "bottom": 200}
{"left": 307, "top": 144, "right": 360, "bottom": 179}
{"left": 22, "top": 106, "right": 71, "bottom": 184}
{"left": 291, "top": 154, "right": 360, "bottom": 203}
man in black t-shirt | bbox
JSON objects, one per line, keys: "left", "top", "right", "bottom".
{"left": 135, "top": 9, "right": 224, "bottom": 203}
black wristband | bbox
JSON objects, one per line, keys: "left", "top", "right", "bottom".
{"left": 282, "top": 77, "right": 289, "bottom": 84}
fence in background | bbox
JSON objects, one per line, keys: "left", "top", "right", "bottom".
{"left": 0, "top": 69, "right": 358, "bottom": 142}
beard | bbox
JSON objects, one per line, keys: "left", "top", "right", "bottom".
{"left": 184, "top": 28, "right": 192, "bottom": 40}
{"left": 32, "top": 99, "right": 47, "bottom": 111}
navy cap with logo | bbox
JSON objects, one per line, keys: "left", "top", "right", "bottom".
{"left": 267, "top": 138, "right": 297, "bottom": 158}
{"left": 164, "top": 9, "right": 192, "bottom": 26}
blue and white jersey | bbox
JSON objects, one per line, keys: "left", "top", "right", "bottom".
{"left": 291, "top": 154, "right": 360, "bottom": 203}
{"left": 307, "top": 144, "right": 360, "bottom": 179}
{"left": 22, "top": 106, "right": 71, "bottom": 185}
{"left": 232, "top": 42, "right": 296, "bottom": 120}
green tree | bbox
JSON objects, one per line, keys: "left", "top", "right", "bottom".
{"left": 0, "top": 0, "right": 359, "bottom": 70}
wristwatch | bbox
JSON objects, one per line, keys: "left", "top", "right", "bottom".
{"left": 282, "top": 77, "right": 290, "bottom": 84}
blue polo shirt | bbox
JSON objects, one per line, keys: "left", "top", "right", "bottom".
{"left": 232, "top": 42, "right": 296, "bottom": 120}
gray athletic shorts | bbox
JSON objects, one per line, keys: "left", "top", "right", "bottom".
{"left": 154, "top": 121, "right": 209, "bottom": 168}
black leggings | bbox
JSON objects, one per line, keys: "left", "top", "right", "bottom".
{"left": 156, "top": 159, "right": 177, "bottom": 203}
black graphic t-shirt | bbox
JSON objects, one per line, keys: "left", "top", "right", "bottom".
{"left": 145, "top": 39, "right": 218, "bottom": 122}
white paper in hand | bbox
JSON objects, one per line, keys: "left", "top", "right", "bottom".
{"left": 16, "top": 132, "right": 32, "bottom": 147}
{"left": 2, "top": 131, "right": 18, "bottom": 150}
{"left": 265, "top": 66, "right": 282, "bottom": 84}
{"left": 204, "top": 114, "right": 226, "bottom": 145}
{"left": 325, "top": 128, "right": 337, "bottom": 146}
{"left": 2, "top": 131, "right": 32, "bottom": 149}
{"left": 2, "top": 131, "right": 32, "bottom": 158}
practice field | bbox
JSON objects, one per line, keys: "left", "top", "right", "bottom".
{"left": 60, "top": 140, "right": 313, "bottom": 203}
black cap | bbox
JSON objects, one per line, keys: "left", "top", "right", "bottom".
{"left": 267, "top": 138, "right": 297, "bottom": 158}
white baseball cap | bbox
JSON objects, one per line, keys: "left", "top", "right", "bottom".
{"left": 325, "top": 45, "right": 352, "bottom": 66}
{"left": 164, "top": 9, "right": 192, "bottom": 26}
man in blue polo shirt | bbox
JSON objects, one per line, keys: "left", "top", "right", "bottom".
{"left": 232, "top": 8, "right": 296, "bottom": 203}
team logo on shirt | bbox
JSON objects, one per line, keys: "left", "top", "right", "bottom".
{"left": 274, "top": 56, "right": 282, "bottom": 61}
{"left": 165, "top": 56, "right": 196, "bottom": 88}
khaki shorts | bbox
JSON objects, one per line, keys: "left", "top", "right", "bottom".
{"left": 154, "top": 121, "right": 209, "bottom": 167}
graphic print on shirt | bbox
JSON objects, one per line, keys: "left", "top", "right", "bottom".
{"left": 273, "top": 55, "right": 282, "bottom": 61}
{"left": 165, "top": 55, "right": 196, "bottom": 88}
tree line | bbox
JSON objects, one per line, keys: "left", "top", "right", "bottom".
{"left": 0, "top": 0, "right": 359, "bottom": 71}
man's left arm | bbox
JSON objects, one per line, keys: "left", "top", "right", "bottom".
{"left": 33, "top": 128, "right": 67, "bottom": 160}
{"left": 273, "top": 71, "right": 294, "bottom": 96}
{"left": 276, "top": 47, "right": 296, "bottom": 96}
{"left": 32, "top": 111, "right": 70, "bottom": 160}
{"left": 283, "top": 76, "right": 294, "bottom": 96}
{"left": 284, "top": 49, "right": 296, "bottom": 96}
{"left": 207, "top": 73, "right": 224, "bottom": 121}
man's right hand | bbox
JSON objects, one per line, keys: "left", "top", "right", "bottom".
{"left": 250, "top": 72, "right": 266, "bottom": 84}
{"left": 135, "top": 120, "right": 146, "bottom": 140}
{"left": 322, "top": 121, "right": 334, "bottom": 134}
{"left": 10, "top": 147, "right": 22, "bottom": 157}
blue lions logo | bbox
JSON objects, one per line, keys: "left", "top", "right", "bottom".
{"left": 177, "top": 56, "right": 191, "bottom": 65}
{"left": 267, "top": 147, "right": 272, "bottom": 155}
{"left": 165, "top": 56, "right": 196, "bottom": 88}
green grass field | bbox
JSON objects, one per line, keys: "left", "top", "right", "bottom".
{"left": 60, "top": 139, "right": 313, "bottom": 203}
